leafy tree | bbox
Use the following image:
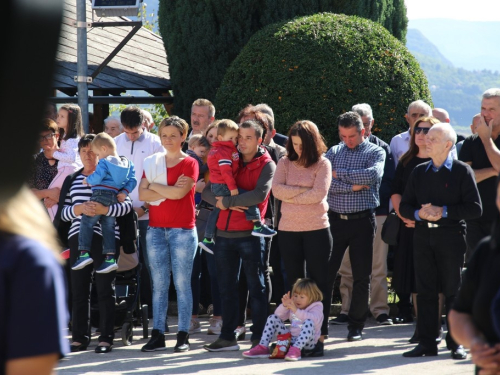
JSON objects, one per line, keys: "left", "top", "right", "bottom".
{"left": 215, "top": 13, "right": 430, "bottom": 147}
{"left": 158, "top": 0, "right": 408, "bottom": 120}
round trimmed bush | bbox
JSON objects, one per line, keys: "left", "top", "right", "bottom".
{"left": 215, "top": 13, "right": 432, "bottom": 146}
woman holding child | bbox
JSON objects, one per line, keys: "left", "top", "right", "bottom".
{"left": 139, "top": 116, "right": 199, "bottom": 352}
{"left": 271, "top": 120, "right": 332, "bottom": 355}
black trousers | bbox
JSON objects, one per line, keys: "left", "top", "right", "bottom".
{"left": 327, "top": 213, "right": 376, "bottom": 331}
{"left": 279, "top": 227, "right": 333, "bottom": 336}
{"left": 69, "top": 235, "right": 117, "bottom": 345}
{"left": 413, "top": 226, "right": 465, "bottom": 350}
{"left": 465, "top": 219, "right": 493, "bottom": 263}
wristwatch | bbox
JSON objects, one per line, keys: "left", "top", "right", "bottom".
{"left": 141, "top": 205, "right": 149, "bottom": 213}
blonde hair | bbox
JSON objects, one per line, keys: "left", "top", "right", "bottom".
{"left": 217, "top": 119, "right": 239, "bottom": 137}
{"left": 92, "top": 132, "right": 116, "bottom": 151}
{"left": 0, "top": 186, "right": 61, "bottom": 262}
{"left": 292, "top": 278, "right": 323, "bottom": 303}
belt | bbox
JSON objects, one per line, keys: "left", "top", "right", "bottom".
{"left": 329, "top": 209, "right": 374, "bottom": 221}
{"left": 415, "top": 221, "right": 459, "bottom": 229}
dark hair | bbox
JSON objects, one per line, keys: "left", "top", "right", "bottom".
{"left": 78, "top": 133, "right": 96, "bottom": 151}
{"left": 41, "top": 118, "right": 58, "bottom": 134}
{"left": 236, "top": 104, "right": 255, "bottom": 123}
{"left": 337, "top": 111, "right": 363, "bottom": 132}
{"left": 59, "top": 104, "right": 84, "bottom": 141}
{"left": 240, "top": 120, "right": 264, "bottom": 139}
{"left": 400, "top": 116, "right": 440, "bottom": 167}
{"left": 286, "top": 120, "right": 327, "bottom": 167}
{"left": 120, "top": 106, "right": 144, "bottom": 129}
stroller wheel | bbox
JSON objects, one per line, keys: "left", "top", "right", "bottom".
{"left": 122, "top": 322, "right": 133, "bottom": 346}
{"left": 142, "top": 305, "right": 149, "bottom": 339}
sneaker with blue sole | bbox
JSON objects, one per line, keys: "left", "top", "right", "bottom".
{"left": 72, "top": 253, "right": 93, "bottom": 270}
{"left": 251, "top": 224, "right": 276, "bottom": 238}
{"left": 95, "top": 258, "right": 118, "bottom": 274}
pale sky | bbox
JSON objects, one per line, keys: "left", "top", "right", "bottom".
{"left": 405, "top": 0, "right": 500, "bottom": 21}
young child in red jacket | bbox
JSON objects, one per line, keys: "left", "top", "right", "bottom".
{"left": 243, "top": 278, "right": 324, "bottom": 361}
{"left": 199, "top": 119, "right": 275, "bottom": 253}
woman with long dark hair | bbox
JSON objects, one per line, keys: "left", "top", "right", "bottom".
{"left": 272, "top": 120, "right": 332, "bottom": 355}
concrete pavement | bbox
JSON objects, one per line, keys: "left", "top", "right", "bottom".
{"left": 57, "top": 316, "right": 474, "bottom": 374}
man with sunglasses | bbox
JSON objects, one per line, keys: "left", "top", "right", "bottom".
{"left": 459, "top": 88, "right": 500, "bottom": 262}
{"left": 400, "top": 123, "right": 481, "bottom": 359}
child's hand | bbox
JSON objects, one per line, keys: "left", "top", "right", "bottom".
{"left": 230, "top": 189, "right": 239, "bottom": 196}
{"left": 82, "top": 178, "right": 88, "bottom": 185}
{"left": 117, "top": 192, "right": 127, "bottom": 202}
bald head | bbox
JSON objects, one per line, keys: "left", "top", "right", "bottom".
{"left": 432, "top": 108, "right": 450, "bottom": 123}
{"left": 471, "top": 113, "right": 482, "bottom": 134}
{"left": 142, "top": 110, "right": 154, "bottom": 130}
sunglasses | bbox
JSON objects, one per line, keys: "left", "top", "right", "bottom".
{"left": 414, "top": 127, "right": 430, "bottom": 135}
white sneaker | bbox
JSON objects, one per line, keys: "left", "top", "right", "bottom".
{"left": 189, "top": 318, "right": 201, "bottom": 334}
{"left": 207, "top": 318, "right": 222, "bottom": 335}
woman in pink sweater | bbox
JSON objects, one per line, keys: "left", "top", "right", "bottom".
{"left": 271, "top": 120, "right": 332, "bottom": 355}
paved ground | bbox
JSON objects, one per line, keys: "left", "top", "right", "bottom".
{"left": 57, "top": 316, "right": 475, "bottom": 375}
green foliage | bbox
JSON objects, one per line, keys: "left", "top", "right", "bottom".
{"left": 110, "top": 103, "right": 168, "bottom": 134}
{"left": 158, "top": 0, "right": 408, "bottom": 122}
{"left": 216, "top": 13, "right": 431, "bottom": 146}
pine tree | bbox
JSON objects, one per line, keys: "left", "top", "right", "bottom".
{"left": 159, "top": 0, "right": 408, "bottom": 120}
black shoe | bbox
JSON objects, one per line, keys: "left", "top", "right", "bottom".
{"left": 347, "top": 328, "right": 362, "bottom": 342}
{"left": 329, "top": 314, "right": 348, "bottom": 325}
{"left": 95, "top": 344, "right": 113, "bottom": 353}
{"left": 70, "top": 340, "right": 89, "bottom": 352}
{"left": 302, "top": 341, "right": 324, "bottom": 357}
{"left": 376, "top": 313, "right": 393, "bottom": 325}
{"left": 450, "top": 345, "right": 467, "bottom": 360}
{"left": 402, "top": 344, "right": 438, "bottom": 358}
{"left": 174, "top": 331, "right": 190, "bottom": 352}
{"left": 141, "top": 329, "right": 166, "bottom": 352}
{"left": 394, "top": 314, "right": 413, "bottom": 324}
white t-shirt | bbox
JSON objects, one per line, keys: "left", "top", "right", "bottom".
{"left": 115, "top": 131, "right": 164, "bottom": 220}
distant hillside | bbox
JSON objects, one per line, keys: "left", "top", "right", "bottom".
{"left": 406, "top": 28, "right": 500, "bottom": 129}
{"left": 408, "top": 19, "right": 500, "bottom": 72}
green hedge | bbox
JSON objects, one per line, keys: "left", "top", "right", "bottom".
{"left": 215, "top": 13, "right": 431, "bottom": 146}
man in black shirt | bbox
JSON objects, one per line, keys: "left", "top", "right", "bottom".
{"left": 459, "top": 88, "right": 500, "bottom": 261}
{"left": 400, "top": 123, "right": 482, "bottom": 359}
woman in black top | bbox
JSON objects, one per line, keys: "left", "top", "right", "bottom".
{"left": 391, "top": 117, "right": 439, "bottom": 330}
{"left": 450, "top": 177, "right": 500, "bottom": 374}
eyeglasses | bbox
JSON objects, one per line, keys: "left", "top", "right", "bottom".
{"left": 414, "top": 127, "right": 430, "bottom": 135}
{"left": 39, "top": 133, "right": 56, "bottom": 142}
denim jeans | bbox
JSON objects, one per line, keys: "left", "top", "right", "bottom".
{"left": 138, "top": 220, "right": 153, "bottom": 315}
{"left": 79, "top": 189, "right": 117, "bottom": 254}
{"left": 146, "top": 226, "right": 197, "bottom": 333}
{"left": 214, "top": 235, "right": 267, "bottom": 341}
{"left": 204, "top": 183, "right": 261, "bottom": 239}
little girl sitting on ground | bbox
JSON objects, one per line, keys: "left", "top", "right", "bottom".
{"left": 243, "top": 278, "right": 324, "bottom": 361}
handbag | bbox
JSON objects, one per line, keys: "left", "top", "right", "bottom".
{"left": 381, "top": 210, "right": 400, "bottom": 246}
{"left": 195, "top": 202, "right": 213, "bottom": 241}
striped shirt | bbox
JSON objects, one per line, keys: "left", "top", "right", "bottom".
{"left": 61, "top": 174, "right": 133, "bottom": 239}
{"left": 325, "top": 139, "right": 385, "bottom": 214}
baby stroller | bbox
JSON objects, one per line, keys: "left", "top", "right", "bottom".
{"left": 90, "top": 246, "right": 149, "bottom": 345}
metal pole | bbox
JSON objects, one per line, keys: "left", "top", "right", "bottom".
{"left": 76, "top": 0, "right": 89, "bottom": 133}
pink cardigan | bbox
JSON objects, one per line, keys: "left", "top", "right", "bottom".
{"left": 274, "top": 301, "right": 324, "bottom": 342}
{"left": 272, "top": 156, "right": 332, "bottom": 232}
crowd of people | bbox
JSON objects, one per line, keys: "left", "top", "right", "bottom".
{"left": 25, "top": 88, "right": 500, "bottom": 371}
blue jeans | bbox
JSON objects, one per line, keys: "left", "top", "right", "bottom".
{"left": 146, "top": 226, "right": 198, "bottom": 333}
{"left": 204, "top": 183, "right": 261, "bottom": 239}
{"left": 214, "top": 235, "right": 267, "bottom": 341}
{"left": 78, "top": 189, "right": 117, "bottom": 254}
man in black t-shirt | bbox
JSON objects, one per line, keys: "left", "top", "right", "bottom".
{"left": 459, "top": 88, "right": 500, "bottom": 261}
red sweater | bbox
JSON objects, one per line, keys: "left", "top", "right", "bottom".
{"left": 207, "top": 141, "right": 239, "bottom": 191}
{"left": 217, "top": 149, "right": 273, "bottom": 232}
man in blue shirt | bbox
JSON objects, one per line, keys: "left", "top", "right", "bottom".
{"left": 325, "top": 111, "right": 385, "bottom": 342}
{"left": 400, "top": 123, "right": 482, "bottom": 359}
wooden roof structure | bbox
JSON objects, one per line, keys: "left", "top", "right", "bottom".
{"left": 54, "top": 0, "right": 171, "bottom": 97}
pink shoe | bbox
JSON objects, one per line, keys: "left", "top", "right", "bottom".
{"left": 285, "top": 346, "right": 302, "bottom": 361}
{"left": 242, "top": 344, "right": 270, "bottom": 358}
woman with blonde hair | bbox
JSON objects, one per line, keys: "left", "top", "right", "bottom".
{"left": 0, "top": 187, "right": 68, "bottom": 374}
